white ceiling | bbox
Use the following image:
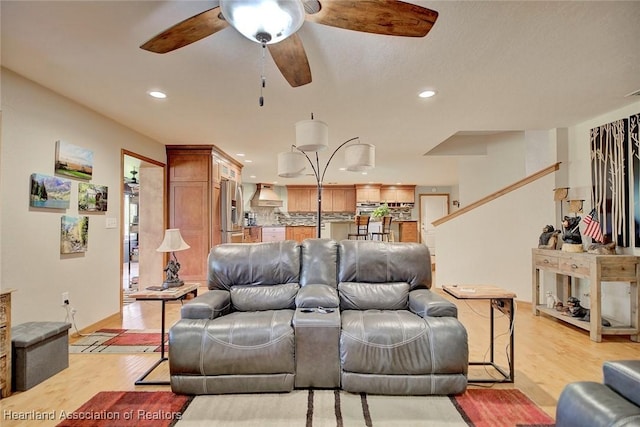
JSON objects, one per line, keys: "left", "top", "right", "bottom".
{"left": 2, "top": 1, "right": 639, "bottom": 186}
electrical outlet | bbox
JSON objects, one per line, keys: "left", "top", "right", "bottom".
{"left": 61, "top": 292, "right": 69, "bottom": 306}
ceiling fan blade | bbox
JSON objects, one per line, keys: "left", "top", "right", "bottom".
{"left": 268, "top": 34, "right": 312, "bottom": 88}
{"left": 140, "top": 7, "right": 229, "bottom": 53}
{"left": 306, "top": 0, "right": 438, "bottom": 37}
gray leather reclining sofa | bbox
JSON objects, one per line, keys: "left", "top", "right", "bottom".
{"left": 169, "top": 239, "right": 468, "bottom": 395}
{"left": 556, "top": 360, "right": 640, "bottom": 427}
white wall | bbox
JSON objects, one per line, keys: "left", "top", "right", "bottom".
{"left": 436, "top": 129, "right": 559, "bottom": 301}
{"left": 458, "top": 131, "right": 526, "bottom": 205}
{"left": 436, "top": 175, "right": 556, "bottom": 301}
{"left": 0, "top": 69, "right": 166, "bottom": 328}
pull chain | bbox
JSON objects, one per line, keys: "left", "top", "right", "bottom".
{"left": 259, "top": 43, "right": 266, "bottom": 107}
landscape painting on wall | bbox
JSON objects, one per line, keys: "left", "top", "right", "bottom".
{"left": 60, "top": 215, "right": 89, "bottom": 254}
{"left": 29, "top": 173, "right": 71, "bottom": 209}
{"left": 79, "top": 183, "right": 108, "bottom": 212}
{"left": 55, "top": 140, "right": 93, "bottom": 180}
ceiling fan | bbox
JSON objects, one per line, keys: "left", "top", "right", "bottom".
{"left": 140, "top": 0, "right": 438, "bottom": 88}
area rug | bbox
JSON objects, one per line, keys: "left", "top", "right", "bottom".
{"left": 56, "top": 389, "right": 554, "bottom": 427}
{"left": 69, "top": 329, "right": 167, "bottom": 354}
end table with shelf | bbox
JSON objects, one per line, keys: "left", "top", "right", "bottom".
{"left": 443, "top": 284, "right": 516, "bottom": 383}
{"left": 128, "top": 283, "right": 199, "bottom": 385}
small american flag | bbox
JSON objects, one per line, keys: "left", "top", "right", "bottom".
{"left": 583, "top": 209, "right": 604, "bottom": 243}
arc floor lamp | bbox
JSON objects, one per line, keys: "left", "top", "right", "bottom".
{"left": 277, "top": 115, "right": 375, "bottom": 237}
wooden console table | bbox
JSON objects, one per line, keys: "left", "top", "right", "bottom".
{"left": 532, "top": 248, "right": 640, "bottom": 342}
{"left": 0, "top": 289, "right": 14, "bottom": 398}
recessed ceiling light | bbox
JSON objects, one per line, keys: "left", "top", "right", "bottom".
{"left": 236, "top": 153, "right": 245, "bottom": 157}
{"left": 418, "top": 89, "right": 436, "bottom": 98}
{"left": 273, "top": 181, "right": 278, "bottom": 184}
{"left": 250, "top": 175, "right": 256, "bottom": 178}
{"left": 148, "top": 90, "right": 167, "bottom": 99}
{"left": 361, "top": 172, "right": 368, "bottom": 175}
{"left": 339, "top": 167, "right": 346, "bottom": 171}
{"left": 245, "top": 159, "right": 253, "bottom": 163}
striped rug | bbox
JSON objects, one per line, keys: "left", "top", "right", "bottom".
{"left": 57, "top": 389, "right": 554, "bottom": 427}
{"left": 69, "top": 329, "right": 167, "bottom": 354}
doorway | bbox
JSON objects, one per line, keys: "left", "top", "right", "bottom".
{"left": 121, "top": 151, "right": 165, "bottom": 301}
{"left": 419, "top": 193, "right": 449, "bottom": 258}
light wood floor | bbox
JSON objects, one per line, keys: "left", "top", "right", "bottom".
{"left": 1, "top": 286, "right": 638, "bottom": 426}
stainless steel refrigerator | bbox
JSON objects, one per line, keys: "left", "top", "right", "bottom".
{"left": 220, "top": 179, "right": 244, "bottom": 243}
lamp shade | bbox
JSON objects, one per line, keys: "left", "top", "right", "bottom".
{"left": 295, "top": 119, "right": 329, "bottom": 152}
{"left": 345, "top": 143, "right": 375, "bottom": 171}
{"left": 157, "top": 229, "right": 190, "bottom": 252}
{"left": 220, "top": 0, "right": 305, "bottom": 45}
{"left": 277, "top": 151, "right": 307, "bottom": 177}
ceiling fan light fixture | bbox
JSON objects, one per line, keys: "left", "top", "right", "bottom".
{"left": 220, "top": 0, "right": 305, "bottom": 45}
{"left": 295, "top": 118, "right": 329, "bottom": 152}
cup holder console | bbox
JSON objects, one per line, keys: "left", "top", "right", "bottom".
{"left": 299, "top": 307, "right": 335, "bottom": 314}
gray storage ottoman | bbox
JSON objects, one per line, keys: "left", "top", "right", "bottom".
{"left": 11, "top": 322, "right": 71, "bottom": 391}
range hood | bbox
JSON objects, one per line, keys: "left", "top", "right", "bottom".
{"left": 250, "top": 183, "right": 283, "bottom": 208}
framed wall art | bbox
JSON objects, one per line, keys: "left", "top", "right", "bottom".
{"left": 590, "top": 118, "right": 629, "bottom": 247}
{"left": 630, "top": 113, "right": 640, "bottom": 246}
{"left": 60, "top": 215, "right": 89, "bottom": 254}
{"left": 55, "top": 140, "right": 93, "bottom": 180}
{"left": 78, "top": 183, "right": 108, "bottom": 212}
{"left": 29, "top": 173, "right": 71, "bottom": 209}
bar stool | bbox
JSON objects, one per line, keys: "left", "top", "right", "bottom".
{"left": 348, "top": 215, "right": 370, "bottom": 240}
{"left": 371, "top": 216, "right": 393, "bottom": 241}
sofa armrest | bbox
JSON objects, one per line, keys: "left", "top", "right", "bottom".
{"left": 409, "top": 289, "right": 458, "bottom": 318}
{"left": 181, "top": 290, "right": 231, "bottom": 319}
{"left": 604, "top": 360, "right": 640, "bottom": 407}
{"left": 296, "top": 284, "right": 340, "bottom": 308}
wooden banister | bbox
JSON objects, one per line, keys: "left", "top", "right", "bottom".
{"left": 432, "top": 162, "right": 561, "bottom": 226}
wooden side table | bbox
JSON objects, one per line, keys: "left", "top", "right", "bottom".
{"left": 443, "top": 284, "right": 516, "bottom": 383}
{"left": 0, "top": 289, "right": 15, "bottom": 398}
{"left": 128, "top": 283, "right": 199, "bottom": 385}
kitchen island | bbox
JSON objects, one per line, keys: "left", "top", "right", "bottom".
{"left": 324, "top": 219, "right": 418, "bottom": 242}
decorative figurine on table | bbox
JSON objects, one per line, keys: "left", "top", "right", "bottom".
{"left": 566, "top": 297, "right": 588, "bottom": 318}
{"left": 561, "top": 216, "right": 583, "bottom": 252}
{"left": 538, "top": 225, "right": 561, "bottom": 249}
{"left": 587, "top": 241, "right": 616, "bottom": 255}
{"left": 565, "top": 296, "right": 611, "bottom": 326}
{"left": 163, "top": 257, "right": 183, "bottom": 288}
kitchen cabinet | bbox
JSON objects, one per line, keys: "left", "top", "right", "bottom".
{"left": 380, "top": 185, "right": 416, "bottom": 204}
{"left": 326, "top": 186, "right": 356, "bottom": 212}
{"left": 286, "top": 226, "right": 316, "bottom": 243}
{"left": 243, "top": 227, "right": 262, "bottom": 243}
{"left": 167, "top": 146, "right": 243, "bottom": 281}
{"left": 398, "top": 221, "right": 418, "bottom": 242}
{"left": 355, "top": 184, "right": 381, "bottom": 203}
{"left": 287, "top": 186, "right": 316, "bottom": 212}
{"left": 262, "top": 226, "right": 286, "bottom": 242}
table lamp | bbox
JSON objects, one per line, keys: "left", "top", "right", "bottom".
{"left": 157, "top": 228, "right": 190, "bottom": 289}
